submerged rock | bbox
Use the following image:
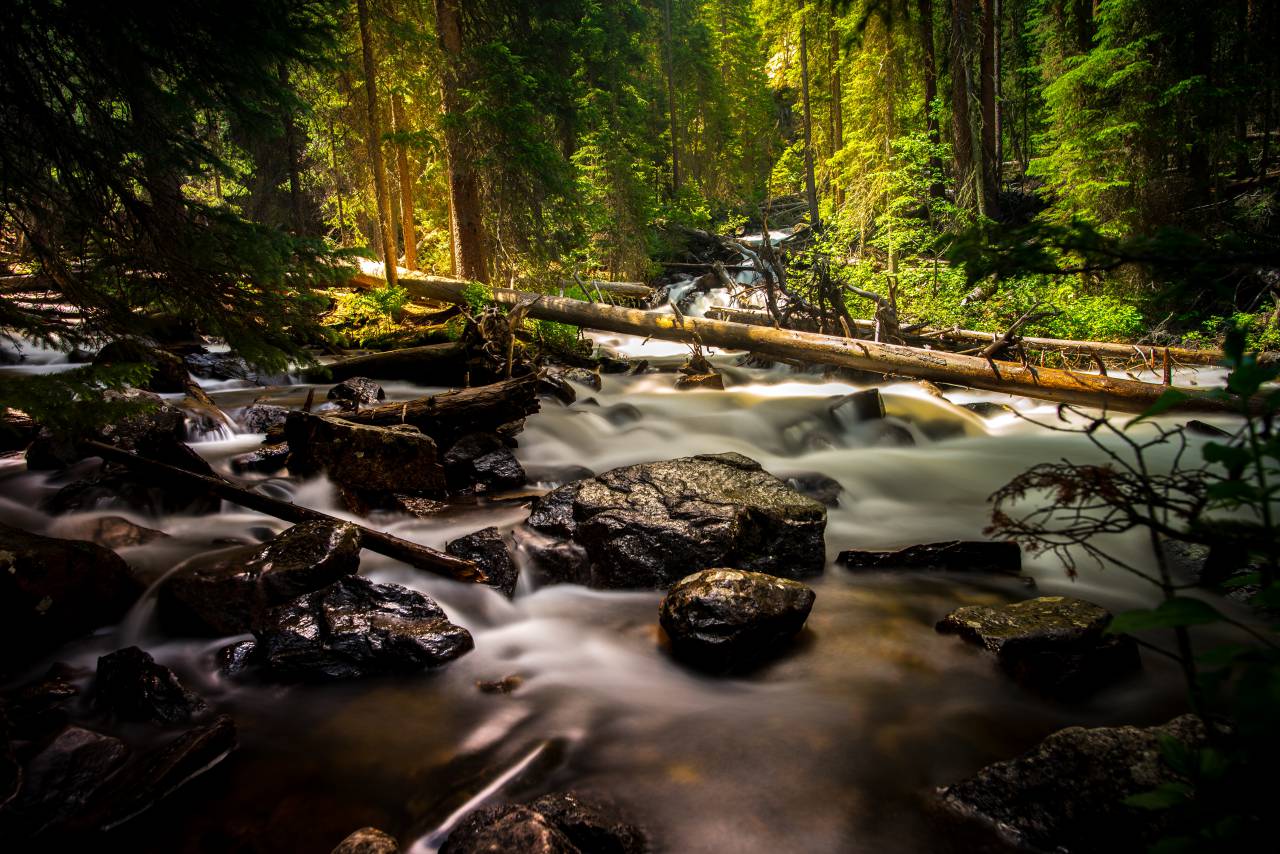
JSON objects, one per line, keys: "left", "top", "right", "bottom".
{"left": 442, "top": 432, "right": 526, "bottom": 494}
{"left": 938, "top": 715, "right": 1207, "bottom": 852}
{"left": 659, "top": 568, "right": 816, "bottom": 672}
{"left": 446, "top": 527, "right": 518, "bottom": 597}
{"left": 936, "top": 596, "right": 1141, "bottom": 697}
{"left": 0, "top": 523, "right": 141, "bottom": 674}
{"left": 442, "top": 792, "right": 644, "bottom": 854}
{"left": 93, "top": 647, "right": 207, "bottom": 725}
{"left": 327, "top": 377, "right": 385, "bottom": 409}
{"left": 527, "top": 453, "right": 827, "bottom": 589}
{"left": 159, "top": 520, "right": 362, "bottom": 636}
{"left": 839, "top": 540, "right": 1021, "bottom": 574}
{"left": 830, "top": 388, "right": 885, "bottom": 422}
{"left": 332, "top": 826, "right": 399, "bottom": 853}
{"left": 229, "top": 443, "right": 291, "bottom": 474}
{"left": 782, "top": 472, "right": 843, "bottom": 506}
{"left": 286, "top": 413, "right": 447, "bottom": 496}
{"left": 253, "top": 576, "right": 473, "bottom": 680}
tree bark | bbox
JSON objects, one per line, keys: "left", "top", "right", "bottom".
{"left": 357, "top": 0, "right": 398, "bottom": 288}
{"left": 391, "top": 93, "right": 419, "bottom": 270}
{"left": 356, "top": 261, "right": 1251, "bottom": 414}
{"left": 800, "top": 14, "right": 821, "bottom": 229}
{"left": 434, "top": 0, "right": 488, "bottom": 282}
{"left": 949, "top": 0, "right": 979, "bottom": 212}
{"left": 830, "top": 26, "right": 844, "bottom": 205}
{"left": 919, "top": 0, "right": 944, "bottom": 198}
{"left": 664, "top": 0, "right": 681, "bottom": 194}
{"left": 979, "top": 0, "right": 1001, "bottom": 217}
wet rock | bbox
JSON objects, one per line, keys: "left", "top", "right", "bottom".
{"left": 442, "top": 432, "right": 526, "bottom": 494}
{"left": 327, "top": 377, "right": 385, "bottom": 409}
{"left": 523, "top": 463, "right": 595, "bottom": 486}
{"left": 782, "top": 472, "right": 843, "bottom": 506}
{"left": 1184, "top": 419, "right": 1232, "bottom": 438}
{"left": 48, "top": 515, "right": 167, "bottom": 550}
{"left": 253, "top": 576, "right": 473, "bottom": 680}
{"left": 936, "top": 596, "right": 1141, "bottom": 697}
{"left": 159, "top": 520, "right": 362, "bottom": 636}
{"left": 830, "top": 388, "right": 885, "bottom": 422}
{"left": 549, "top": 367, "right": 602, "bottom": 391}
{"left": 93, "top": 647, "right": 207, "bottom": 725}
{"left": 230, "top": 443, "right": 292, "bottom": 474}
{"left": 524, "top": 538, "right": 591, "bottom": 586}
{"left": 839, "top": 540, "right": 1021, "bottom": 574}
{"left": 216, "top": 640, "right": 259, "bottom": 678}
{"left": 25, "top": 388, "right": 185, "bottom": 470}
{"left": 660, "top": 568, "right": 816, "bottom": 672}
{"left": 4, "top": 726, "right": 129, "bottom": 835}
{"left": 674, "top": 372, "right": 724, "bottom": 390}
{"left": 94, "top": 339, "right": 190, "bottom": 395}
{"left": 527, "top": 453, "right": 827, "bottom": 589}
{"left": 286, "top": 413, "right": 446, "bottom": 496}
{"left": 81, "top": 714, "right": 237, "bottom": 831}
{"left": 597, "top": 356, "right": 635, "bottom": 374}
{"left": 0, "top": 523, "right": 141, "bottom": 675}
{"left": 442, "top": 805, "right": 578, "bottom": 854}
{"left": 44, "top": 434, "right": 220, "bottom": 516}
{"left": 446, "top": 527, "right": 518, "bottom": 597}
{"left": 962, "top": 401, "right": 1016, "bottom": 418}
{"left": 1, "top": 665, "right": 81, "bottom": 743}
{"left": 938, "top": 715, "right": 1207, "bottom": 852}
{"left": 237, "top": 403, "right": 290, "bottom": 433}
{"left": 476, "top": 674, "right": 524, "bottom": 694}
{"left": 332, "top": 826, "right": 399, "bottom": 854}
{"left": 184, "top": 351, "right": 258, "bottom": 383}
{"left": 527, "top": 792, "right": 647, "bottom": 854}
{"left": 539, "top": 374, "right": 578, "bottom": 406}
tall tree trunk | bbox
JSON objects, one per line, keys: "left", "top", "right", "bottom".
{"left": 830, "top": 27, "right": 844, "bottom": 205}
{"left": 357, "top": 0, "right": 397, "bottom": 288}
{"left": 329, "top": 116, "right": 345, "bottom": 244}
{"left": 949, "top": 0, "right": 979, "bottom": 213}
{"left": 919, "top": 0, "right": 944, "bottom": 198}
{"left": 279, "top": 64, "right": 304, "bottom": 234}
{"left": 435, "top": 0, "right": 488, "bottom": 282}
{"left": 979, "top": 0, "right": 1001, "bottom": 218}
{"left": 800, "top": 14, "right": 821, "bottom": 229}
{"left": 664, "top": 0, "right": 681, "bottom": 194}
{"left": 391, "top": 93, "right": 418, "bottom": 271}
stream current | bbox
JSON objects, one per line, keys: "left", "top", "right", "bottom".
{"left": 0, "top": 285, "right": 1245, "bottom": 852}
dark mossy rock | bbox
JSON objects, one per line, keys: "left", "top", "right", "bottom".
{"left": 936, "top": 596, "right": 1141, "bottom": 698}
{"left": 442, "top": 792, "right": 644, "bottom": 854}
{"left": 839, "top": 540, "right": 1021, "bottom": 574}
{"left": 527, "top": 453, "right": 827, "bottom": 589}
{"left": 237, "top": 403, "right": 290, "bottom": 433}
{"left": 93, "top": 647, "right": 207, "bottom": 725}
{"left": 25, "top": 388, "right": 185, "bottom": 471}
{"left": 2, "top": 726, "right": 129, "bottom": 836}
{"left": 252, "top": 576, "right": 473, "bottom": 681}
{"left": 442, "top": 432, "right": 526, "bottom": 494}
{"left": 659, "top": 568, "right": 815, "bottom": 672}
{"left": 94, "top": 339, "right": 191, "bottom": 395}
{"left": 938, "top": 715, "right": 1207, "bottom": 853}
{"left": 332, "top": 826, "right": 399, "bottom": 854}
{"left": 446, "top": 527, "right": 518, "bottom": 597}
{"left": 159, "top": 520, "right": 362, "bottom": 636}
{"left": 327, "top": 377, "right": 385, "bottom": 409}
{"left": 0, "top": 523, "right": 141, "bottom": 675}
{"left": 229, "top": 443, "right": 291, "bottom": 474}
{"left": 286, "top": 413, "right": 447, "bottom": 496}
{"left": 48, "top": 515, "right": 167, "bottom": 550}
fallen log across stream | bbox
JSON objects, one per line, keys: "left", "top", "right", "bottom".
{"left": 83, "top": 440, "right": 487, "bottom": 584}
{"left": 354, "top": 261, "right": 1257, "bottom": 414}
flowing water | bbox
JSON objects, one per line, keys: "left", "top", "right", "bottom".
{"left": 0, "top": 284, "right": 1246, "bottom": 852}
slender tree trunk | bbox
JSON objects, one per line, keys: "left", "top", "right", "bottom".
{"left": 800, "top": 13, "right": 821, "bottom": 229}
{"left": 279, "top": 64, "right": 305, "bottom": 234}
{"left": 391, "top": 93, "right": 419, "bottom": 271}
{"left": 357, "top": 0, "right": 397, "bottom": 288}
{"left": 993, "top": 0, "right": 1003, "bottom": 170}
{"left": 949, "top": 0, "right": 979, "bottom": 213}
{"left": 329, "top": 116, "right": 345, "bottom": 244}
{"left": 830, "top": 27, "right": 844, "bottom": 205}
{"left": 919, "top": 0, "right": 944, "bottom": 199}
{"left": 435, "top": 0, "right": 488, "bottom": 282}
{"left": 979, "top": 0, "right": 1001, "bottom": 217}
{"left": 664, "top": 0, "right": 681, "bottom": 194}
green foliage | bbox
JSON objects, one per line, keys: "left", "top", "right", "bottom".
{"left": 0, "top": 364, "right": 156, "bottom": 436}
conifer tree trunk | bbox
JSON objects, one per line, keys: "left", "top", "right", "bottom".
{"left": 949, "top": 0, "right": 979, "bottom": 212}
{"left": 979, "top": 0, "right": 1001, "bottom": 217}
{"left": 357, "top": 0, "right": 397, "bottom": 288}
{"left": 800, "top": 12, "right": 821, "bottom": 229}
{"left": 391, "top": 92, "right": 418, "bottom": 271}
{"left": 279, "top": 64, "right": 305, "bottom": 233}
{"left": 434, "top": 0, "right": 488, "bottom": 282}
{"left": 664, "top": 0, "right": 681, "bottom": 194}
{"left": 919, "top": 0, "right": 944, "bottom": 198}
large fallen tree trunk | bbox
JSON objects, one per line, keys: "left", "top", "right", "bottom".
{"left": 355, "top": 262, "right": 1252, "bottom": 414}
{"left": 305, "top": 341, "right": 469, "bottom": 385}
{"left": 84, "top": 440, "right": 485, "bottom": 584}
{"left": 338, "top": 374, "right": 541, "bottom": 446}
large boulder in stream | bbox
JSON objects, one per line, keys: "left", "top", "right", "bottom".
{"left": 285, "top": 412, "right": 447, "bottom": 496}
{"left": 252, "top": 575, "right": 473, "bottom": 680}
{"left": 936, "top": 596, "right": 1141, "bottom": 698}
{"left": 0, "top": 523, "right": 141, "bottom": 675}
{"left": 159, "top": 520, "right": 362, "bottom": 636}
{"left": 92, "top": 647, "right": 207, "bottom": 725}
{"left": 526, "top": 453, "right": 827, "bottom": 589}
{"left": 446, "top": 527, "right": 518, "bottom": 597}
{"left": 25, "top": 388, "right": 185, "bottom": 471}
{"left": 659, "top": 569, "right": 816, "bottom": 672}
{"left": 938, "top": 715, "right": 1208, "bottom": 852}
{"left": 327, "top": 377, "right": 385, "bottom": 409}
{"left": 443, "top": 792, "right": 645, "bottom": 854}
